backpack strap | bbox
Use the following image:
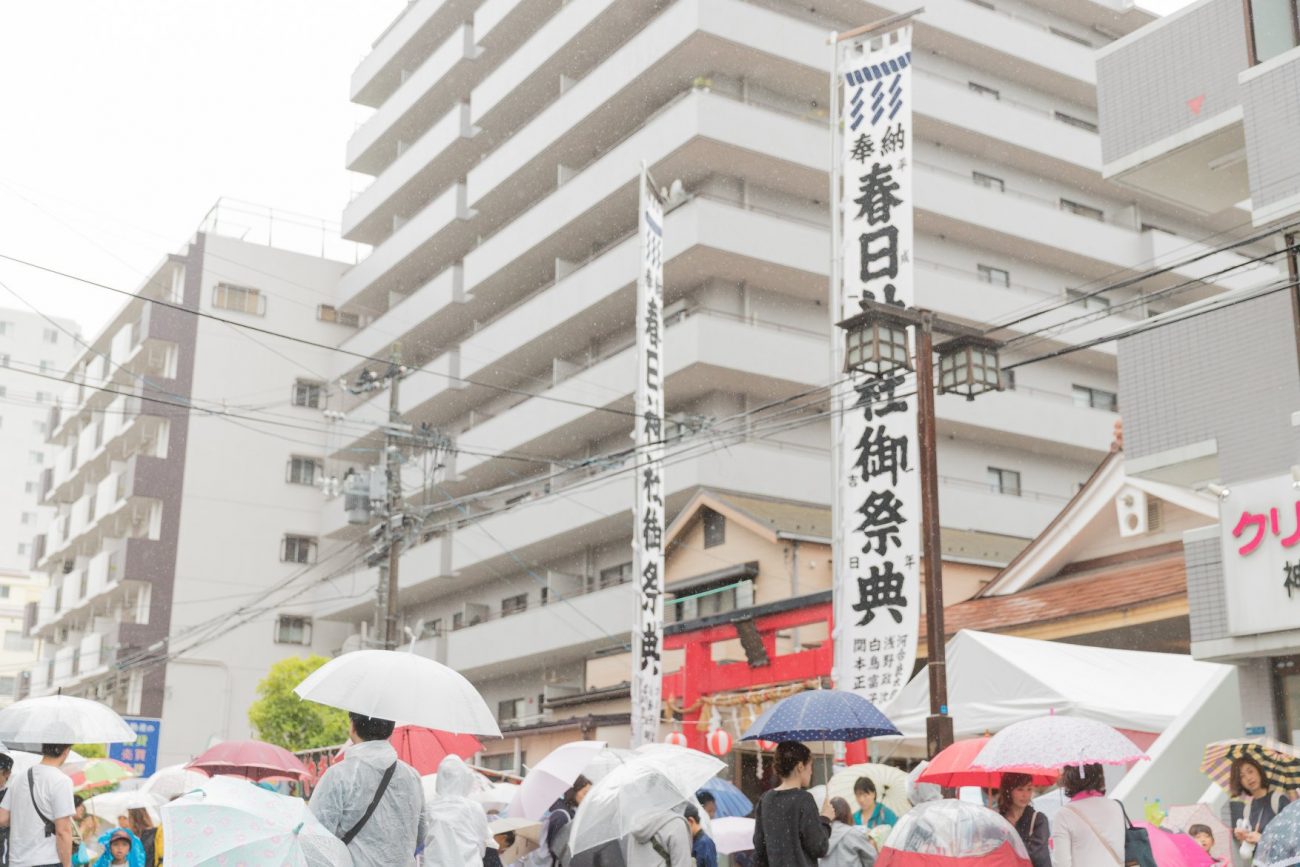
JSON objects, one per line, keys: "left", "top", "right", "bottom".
{"left": 342, "top": 762, "right": 396, "bottom": 845}
{"left": 650, "top": 836, "right": 672, "bottom": 866}
{"left": 27, "top": 768, "right": 55, "bottom": 839}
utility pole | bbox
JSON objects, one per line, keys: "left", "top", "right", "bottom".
{"left": 382, "top": 345, "right": 403, "bottom": 651}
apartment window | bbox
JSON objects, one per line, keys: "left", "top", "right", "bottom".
{"left": 0, "top": 677, "right": 14, "bottom": 697}
{"left": 275, "top": 615, "right": 312, "bottom": 645}
{"left": 42, "top": 329, "right": 58, "bottom": 344}
{"left": 33, "top": 420, "right": 46, "bottom": 436}
{"left": 22, "top": 481, "right": 32, "bottom": 494}
{"left": 498, "top": 698, "right": 524, "bottom": 724}
{"left": 1060, "top": 199, "right": 1104, "bottom": 222}
{"left": 39, "top": 360, "right": 54, "bottom": 374}
{"left": 292, "top": 380, "right": 323, "bottom": 409}
{"left": 0, "top": 322, "right": 10, "bottom": 336}
{"left": 1049, "top": 26, "right": 1093, "bottom": 47}
{"left": 987, "top": 467, "right": 1022, "bottom": 497}
{"left": 1054, "top": 111, "right": 1098, "bottom": 133}
{"left": 1001, "top": 369, "right": 1016, "bottom": 391}
{"left": 28, "top": 451, "right": 43, "bottom": 465}
{"left": 480, "top": 753, "right": 522, "bottom": 772}
{"left": 34, "top": 392, "right": 49, "bottom": 403}
{"left": 968, "top": 82, "right": 1001, "bottom": 100}
{"left": 281, "top": 535, "right": 317, "bottom": 564}
{"left": 0, "top": 586, "right": 11, "bottom": 599}
{"left": 422, "top": 618, "right": 442, "bottom": 638}
{"left": 212, "top": 283, "right": 265, "bottom": 315}
{"left": 452, "top": 611, "right": 465, "bottom": 630}
{"left": 0, "top": 386, "right": 6, "bottom": 397}
{"left": 0, "top": 355, "right": 10, "bottom": 368}
{"left": 3, "top": 632, "right": 33, "bottom": 653}
{"left": 19, "top": 512, "right": 33, "bottom": 526}
{"left": 317, "top": 304, "right": 361, "bottom": 327}
{"left": 1066, "top": 289, "right": 1111, "bottom": 311}
{"left": 972, "top": 171, "right": 1005, "bottom": 192}
{"left": 1073, "top": 385, "right": 1118, "bottom": 412}
{"left": 501, "top": 594, "right": 528, "bottom": 617}
{"left": 1245, "top": 0, "right": 1300, "bottom": 64}
{"left": 977, "top": 265, "right": 1011, "bottom": 287}
{"left": 703, "top": 509, "right": 726, "bottom": 548}
{"left": 598, "top": 562, "right": 633, "bottom": 589}
{"left": 286, "top": 456, "right": 321, "bottom": 486}
{"left": 16, "top": 543, "right": 26, "bottom": 557}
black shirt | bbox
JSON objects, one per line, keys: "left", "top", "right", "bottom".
{"left": 752, "top": 788, "right": 831, "bottom": 867}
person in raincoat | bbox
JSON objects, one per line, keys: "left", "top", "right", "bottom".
{"left": 820, "top": 798, "right": 876, "bottom": 867}
{"left": 422, "top": 755, "right": 489, "bottom": 866}
{"left": 309, "top": 712, "right": 427, "bottom": 867}
{"left": 623, "top": 808, "right": 692, "bottom": 867}
{"left": 93, "top": 828, "right": 144, "bottom": 867}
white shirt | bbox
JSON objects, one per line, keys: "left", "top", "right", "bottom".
{"left": 1050, "top": 796, "right": 1126, "bottom": 867}
{"left": 3, "top": 764, "right": 74, "bottom": 867}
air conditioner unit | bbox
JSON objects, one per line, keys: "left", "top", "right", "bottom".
{"left": 1115, "top": 487, "right": 1149, "bottom": 537}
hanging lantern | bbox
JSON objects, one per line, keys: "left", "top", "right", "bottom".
{"left": 758, "top": 740, "right": 777, "bottom": 752}
{"left": 706, "top": 728, "right": 733, "bottom": 756}
{"left": 665, "top": 731, "right": 688, "bottom": 748}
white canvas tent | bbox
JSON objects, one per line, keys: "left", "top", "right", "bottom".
{"left": 878, "top": 630, "right": 1234, "bottom": 750}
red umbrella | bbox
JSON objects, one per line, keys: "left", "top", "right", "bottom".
{"left": 187, "top": 740, "right": 313, "bottom": 783}
{"left": 918, "top": 737, "right": 1058, "bottom": 789}
{"left": 390, "top": 726, "right": 483, "bottom": 775}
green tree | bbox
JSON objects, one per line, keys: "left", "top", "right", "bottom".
{"left": 73, "top": 743, "right": 106, "bottom": 759}
{"left": 248, "top": 655, "right": 349, "bottom": 751}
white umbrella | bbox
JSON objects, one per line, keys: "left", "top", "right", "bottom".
{"left": 473, "top": 781, "right": 522, "bottom": 812}
{"left": 972, "top": 715, "right": 1148, "bottom": 773}
{"left": 293, "top": 650, "right": 500, "bottom": 737}
{"left": 83, "top": 790, "right": 164, "bottom": 825}
{"left": 508, "top": 740, "right": 607, "bottom": 820}
{"left": 3, "top": 749, "right": 88, "bottom": 779}
{"left": 711, "top": 816, "right": 756, "bottom": 855}
{"left": 567, "top": 750, "right": 724, "bottom": 855}
{"left": 0, "top": 696, "right": 135, "bottom": 744}
{"left": 142, "top": 764, "right": 212, "bottom": 801}
{"left": 162, "top": 774, "right": 352, "bottom": 866}
{"left": 827, "top": 763, "right": 912, "bottom": 817}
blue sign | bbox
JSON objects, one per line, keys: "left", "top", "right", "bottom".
{"left": 1246, "top": 725, "right": 1267, "bottom": 736}
{"left": 108, "top": 717, "right": 161, "bottom": 778}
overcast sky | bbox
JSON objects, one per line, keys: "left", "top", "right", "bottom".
{"left": 0, "top": 0, "right": 1196, "bottom": 339}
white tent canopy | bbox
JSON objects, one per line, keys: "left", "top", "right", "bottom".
{"left": 879, "top": 630, "right": 1233, "bottom": 748}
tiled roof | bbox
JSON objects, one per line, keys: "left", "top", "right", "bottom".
{"left": 920, "top": 552, "right": 1187, "bottom": 640}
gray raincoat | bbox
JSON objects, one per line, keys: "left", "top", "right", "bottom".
{"left": 623, "top": 812, "right": 692, "bottom": 867}
{"left": 309, "top": 739, "right": 427, "bottom": 867}
{"left": 819, "top": 824, "right": 877, "bottom": 867}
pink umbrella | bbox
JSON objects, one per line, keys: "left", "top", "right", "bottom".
{"left": 1133, "top": 821, "right": 1212, "bottom": 867}
{"left": 187, "top": 739, "right": 313, "bottom": 783}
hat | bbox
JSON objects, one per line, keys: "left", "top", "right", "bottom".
{"left": 109, "top": 829, "right": 132, "bottom": 843}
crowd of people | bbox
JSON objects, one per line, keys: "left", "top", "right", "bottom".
{"left": 0, "top": 724, "right": 1286, "bottom": 866}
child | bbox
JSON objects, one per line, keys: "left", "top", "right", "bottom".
{"left": 94, "top": 828, "right": 145, "bottom": 867}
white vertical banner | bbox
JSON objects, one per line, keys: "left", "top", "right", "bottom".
{"left": 632, "top": 164, "right": 666, "bottom": 748}
{"left": 832, "top": 28, "right": 920, "bottom": 708}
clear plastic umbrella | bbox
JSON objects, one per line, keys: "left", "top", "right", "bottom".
{"left": 507, "top": 740, "right": 607, "bottom": 819}
{"left": 1256, "top": 801, "right": 1300, "bottom": 867}
{"left": 162, "top": 774, "right": 352, "bottom": 866}
{"left": 83, "top": 790, "right": 164, "bottom": 825}
{"left": 0, "top": 696, "right": 135, "bottom": 744}
{"left": 567, "top": 749, "right": 724, "bottom": 855}
{"left": 582, "top": 748, "right": 633, "bottom": 783}
{"left": 876, "top": 799, "right": 1030, "bottom": 865}
{"left": 143, "top": 764, "right": 212, "bottom": 801}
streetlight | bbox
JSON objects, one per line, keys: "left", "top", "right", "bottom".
{"left": 838, "top": 299, "right": 1003, "bottom": 758}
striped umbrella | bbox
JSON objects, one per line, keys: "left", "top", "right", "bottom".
{"left": 1201, "top": 738, "right": 1300, "bottom": 791}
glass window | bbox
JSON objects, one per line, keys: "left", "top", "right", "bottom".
{"left": 987, "top": 467, "right": 1022, "bottom": 497}
{"left": 292, "top": 380, "right": 323, "bottom": 408}
{"left": 703, "top": 509, "right": 726, "bottom": 548}
{"left": 1002, "top": 369, "right": 1016, "bottom": 391}
{"left": 3, "top": 632, "right": 33, "bottom": 652}
{"left": 598, "top": 562, "right": 633, "bottom": 589}
{"left": 1054, "top": 111, "right": 1098, "bottom": 132}
{"left": 28, "top": 451, "right": 43, "bottom": 465}
{"left": 0, "top": 354, "right": 9, "bottom": 367}
{"left": 501, "top": 593, "right": 528, "bottom": 617}
{"left": 968, "top": 82, "right": 1000, "bottom": 100}
{"left": 212, "top": 283, "right": 265, "bottom": 315}
{"left": 281, "top": 535, "right": 317, "bottom": 564}
{"left": 1060, "top": 199, "right": 1105, "bottom": 222}
{"left": 275, "top": 615, "right": 312, "bottom": 645}
{"left": 1067, "top": 289, "right": 1111, "bottom": 311}
{"left": 286, "top": 457, "right": 321, "bottom": 486}
{"left": 972, "top": 172, "right": 1005, "bottom": 192}
{"left": 497, "top": 698, "right": 523, "bottom": 724}
{"left": 42, "top": 329, "right": 58, "bottom": 344}
{"left": 1073, "top": 385, "right": 1118, "bottom": 412}
{"left": 977, "top": 265, "right": 1011, "bottom": 287}
{"left": 0, "top": 677, "right": 14, "bottom": 696}
{"left": 1247, "top": 0, "right": 1300, "bottom": 64}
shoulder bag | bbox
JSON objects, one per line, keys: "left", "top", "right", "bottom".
{"left": 341, "top": 762, "right": 397, "bottom": 846}
{"left": 26, "top": 769, "right": 54, "bottom": 839}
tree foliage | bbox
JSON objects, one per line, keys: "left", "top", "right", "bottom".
{"left": 248, "top": 655, "right": 349, "bottom": 752}
{"left": 73, "top": 743, "right": 106, "bottom": 759}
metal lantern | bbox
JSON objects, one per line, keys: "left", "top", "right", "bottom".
{"left": 838, "top": 306, "right": 913, "bottom": 376}
{"left": 936, "top": 336, "right": 1002, "bottom": 401}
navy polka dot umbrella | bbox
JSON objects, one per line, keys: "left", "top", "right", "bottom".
{"left": 740, "top": 690, "right": 900, "bottom": 743}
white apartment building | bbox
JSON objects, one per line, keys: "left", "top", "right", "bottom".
{"left": 28, "top": 204, "right": 359, "bottom": 764}
{"left": 0, "top": 309, "right": 80, "bottom": 705}
{"left": 314, "top": 0, "right": 1279, "bottom": 741}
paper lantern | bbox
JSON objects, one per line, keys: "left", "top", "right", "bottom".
{"left": 664, "top": 731, "right": 688, "bottom": 748}
{"left": 706, "top": 728, "right": 733, "bottom": 756}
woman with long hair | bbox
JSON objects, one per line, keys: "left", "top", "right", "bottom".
{"left": 1228, "top": 757, "right": 1291, "bottom": 860}
{"left": 123, "top": 808, "right": 160, "bottom": 867}
{"left": 1048, "top": 764, "right": 1123, "bottom": 866}
{"left": 752, "top": 742, "right": 832, "bottom": 867}
{"left": 996, "top": 773, "right": 1049, "bottom": 867}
